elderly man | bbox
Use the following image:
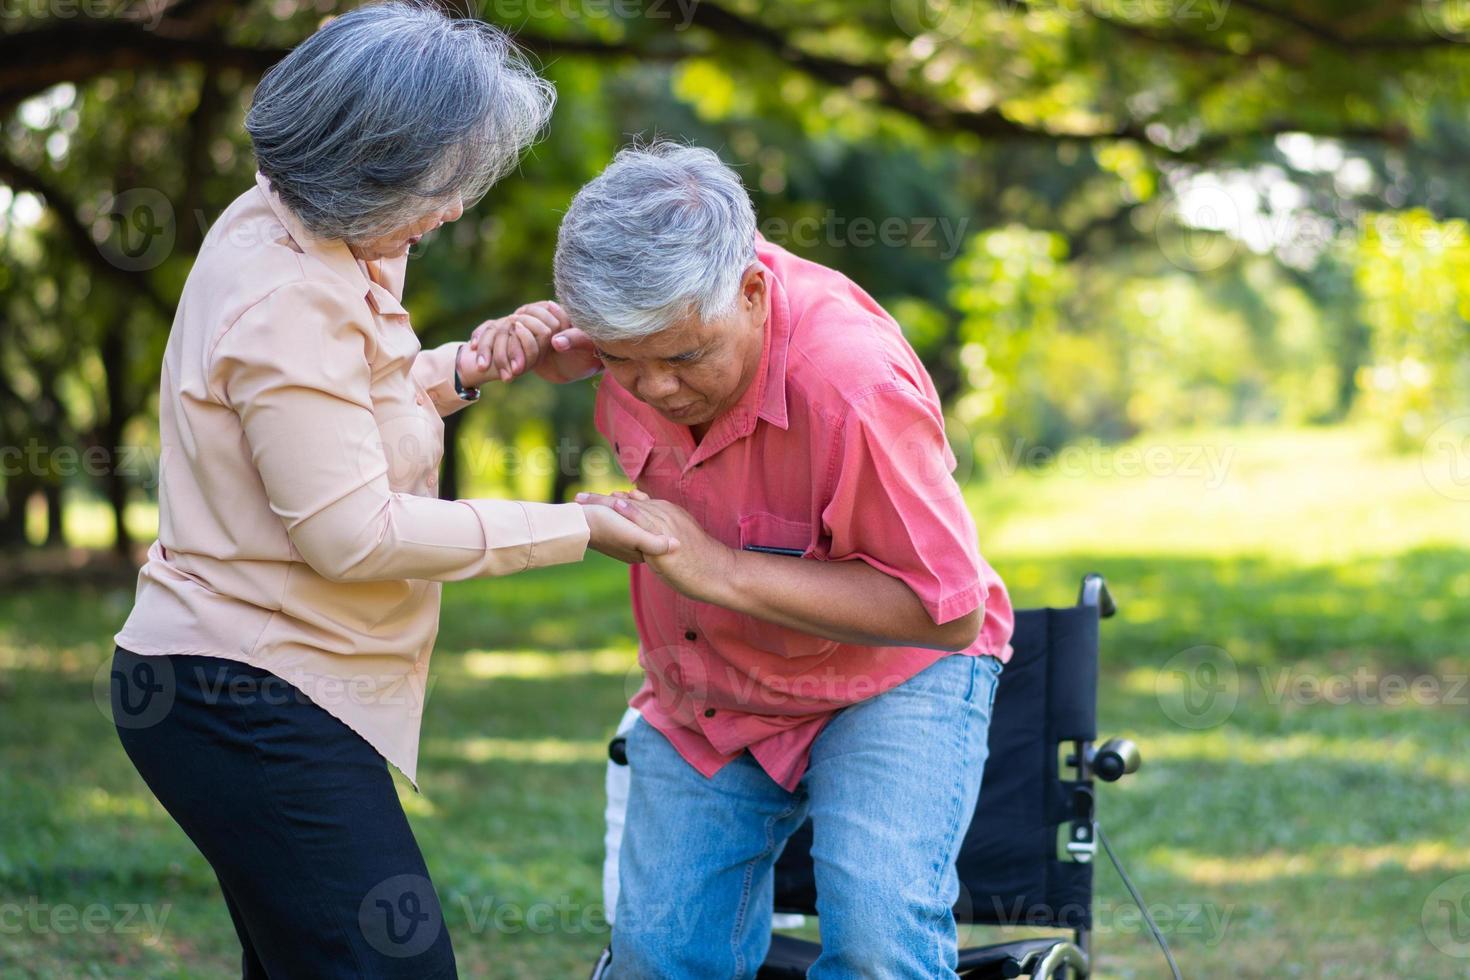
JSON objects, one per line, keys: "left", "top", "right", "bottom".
{"left": 530, "top": 143, "right": 1013, "bottom": 977}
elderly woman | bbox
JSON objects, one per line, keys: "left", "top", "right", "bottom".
{"left": 109, "top": 6, "right": 668, "bottom": 977}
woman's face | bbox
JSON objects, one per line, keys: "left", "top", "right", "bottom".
{"left": 349, "top": 198, "right": 465, "bottom": 261}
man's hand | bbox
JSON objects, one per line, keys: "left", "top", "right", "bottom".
{"left": 462, "top": 300, "right": 603, "bottom": 388}
{"left": 580, "top": 499, "right": 679, "bottom": 565}
{"left": 575, "top": 492, "right": 734, "bottom": 604}
{"left": 462, "top": 301, "right": 558, "bottom": 386}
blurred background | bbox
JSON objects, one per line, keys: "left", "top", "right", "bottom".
{"left": 2, "top": 0, "right": 1468, "bottom": 976}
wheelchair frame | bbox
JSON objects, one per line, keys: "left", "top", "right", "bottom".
{"left": 591, "top": 574, "right": 1137, "bottom": 980}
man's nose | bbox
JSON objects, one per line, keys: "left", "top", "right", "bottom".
{"left": 637, "top": 369, "right": 680, "bottom": 401}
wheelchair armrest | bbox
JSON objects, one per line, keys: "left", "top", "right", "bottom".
{"left": 1077, "top": 573, "right": 1116, "bottom": 619}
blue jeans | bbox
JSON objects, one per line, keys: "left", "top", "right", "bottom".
{"left": 611, "top": 653, "right": 1002, "bottom": 979}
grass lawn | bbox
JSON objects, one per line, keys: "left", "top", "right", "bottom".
{"left": 2, "top": 424, "right": 1467, "bottom": 978}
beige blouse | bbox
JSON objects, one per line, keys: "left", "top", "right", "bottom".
{"left": 115, "top": 174, "right": 590, "bottom": 783}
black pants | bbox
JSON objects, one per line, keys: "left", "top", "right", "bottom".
{"left": 112, "top": 647, "right": 457, "bottom": 979}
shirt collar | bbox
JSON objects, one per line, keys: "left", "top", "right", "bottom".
{"left": 755, "top": 245, "right": 791, "bottom": 431}
{"left": 254, "top": 172, "right": 408, "bottom": 317}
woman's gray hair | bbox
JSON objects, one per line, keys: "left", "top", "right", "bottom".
{"left": 246, "top": 2, "right": 554, "bottom": 243}
{"left": 554, "top": 142, "right": 757, "bottom": 341}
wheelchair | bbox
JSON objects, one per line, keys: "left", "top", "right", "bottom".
{"left": 592, "top": 574, "right": 1146, "bottom": 980}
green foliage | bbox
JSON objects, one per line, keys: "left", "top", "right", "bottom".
{"left": 1352, "top": 209, "right": 1470, "bottom": 447}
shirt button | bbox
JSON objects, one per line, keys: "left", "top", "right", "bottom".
{"left": 703, "top": 708, "right": 716, "bottom": 718}
{"left": 415, "top": 394, "right": 426, "bottom": 406}
{"left": 684, "top": 630, "right": 697, "bottom": 641}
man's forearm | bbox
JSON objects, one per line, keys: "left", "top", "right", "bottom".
{"left": 704, "top": 549, "right": 980, "bottom": 653}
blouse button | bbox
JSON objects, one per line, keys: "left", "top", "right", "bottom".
{"left": 684, "top": 630, "right": 697, "bottom": 641}
{"left": 703, "top": 708, "right": 716, "bottom": 718}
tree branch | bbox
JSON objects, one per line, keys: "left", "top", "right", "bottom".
{"left": 0, "top": 20, "right": 287, "bottom": 112}
{"left": 0, "top": 152, "right": 173, "bottom": 319}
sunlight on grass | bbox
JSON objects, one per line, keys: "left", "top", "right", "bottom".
{"left": 1138, "top": 729, "right": 1470, "bottom": 786}
{"left": 458, "top": 647, "right": 636, "bottom": 680}
{"left": 1156, "top": 839, "right": 1465, "bottom": 884}
{"left": 970, "top": 425, "right": 1470, "bottom": 563}
{"left": 423, "top": 736, "right": 608, "bottom": 764}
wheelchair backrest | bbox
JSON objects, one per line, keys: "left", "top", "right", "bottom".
{"left": 772, "top": 600, "right": 1103, "bottom": 930}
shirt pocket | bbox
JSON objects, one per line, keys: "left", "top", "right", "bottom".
{"left": 734, "top": 512, "right": 835, "bottom": 659}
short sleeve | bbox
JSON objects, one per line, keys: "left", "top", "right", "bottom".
{"left": 820, "top": 383, "right": 984, "bottom": 625}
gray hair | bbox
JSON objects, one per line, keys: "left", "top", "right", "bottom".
{"left": 246, "top": 2, "right": 554, "bottom": 243}
{"left": 553, "top": 142, "right": 757, "bottom": 341}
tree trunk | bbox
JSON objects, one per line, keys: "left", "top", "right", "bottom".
{"left": 43, "top": 482, "right": 64, "bottom": 547}
{"left": 99, "top": 315, "right": 134, "bottom": 558}
{"left": 0, "top": 479, "right": 31, "bottom": 549}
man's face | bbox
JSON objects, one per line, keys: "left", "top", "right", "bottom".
{"left": 591, "top": 266, "right": 769, "bottom": 430}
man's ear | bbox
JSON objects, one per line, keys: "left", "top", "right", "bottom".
{"left": 739, "top": 263, "right": 768, "bottom": 318}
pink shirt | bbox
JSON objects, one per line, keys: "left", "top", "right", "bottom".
{"left": 115, "top": 175, "right": 590, "bottom": 784}
{"left": 595, "top": 239, "right": 1013, "bottom": 791}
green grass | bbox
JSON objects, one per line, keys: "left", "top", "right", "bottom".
{"left": 2, "top": 424, "right": 1468, "bottom": 978}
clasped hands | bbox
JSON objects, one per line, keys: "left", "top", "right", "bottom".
{"left": 454, "top": 300, "right": 602, "bottom": 389}
{"left": 577, "top": 491, "right": 735, "bottom": 605}
{"left": 452, "top": 302, "right": 729, "bottom": 595}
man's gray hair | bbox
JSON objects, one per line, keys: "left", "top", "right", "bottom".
{"left": 554, "top": 142, "right": 758, "bottom": 341}
{"left": 246, "top": 1, "right": 554, "bottom": 243}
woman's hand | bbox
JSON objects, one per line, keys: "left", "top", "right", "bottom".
{"left": 576, "top": 492, "right": 734, "bottom": 603}
{"left": 462, "top": 302, "right": 559, "bottom": 386}
{"left": 461, "top": 300, "right": 602, "bottom": 387}
{"left": 581, "top": 501, "right": 679, "bottom": 565}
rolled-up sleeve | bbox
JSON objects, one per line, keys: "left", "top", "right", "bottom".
{"left": 210, "top": 281, "right": 588, "bottom": 583}
{"left": 820, "top": 383, "right": 984, "bottom": 625}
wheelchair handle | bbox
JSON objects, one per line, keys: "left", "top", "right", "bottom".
{"left": 1092, "top": 737, "right": 1141, "bottom": 781}
{"left": 1077, "top": 573, "right": 1117, "bottom": 619}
